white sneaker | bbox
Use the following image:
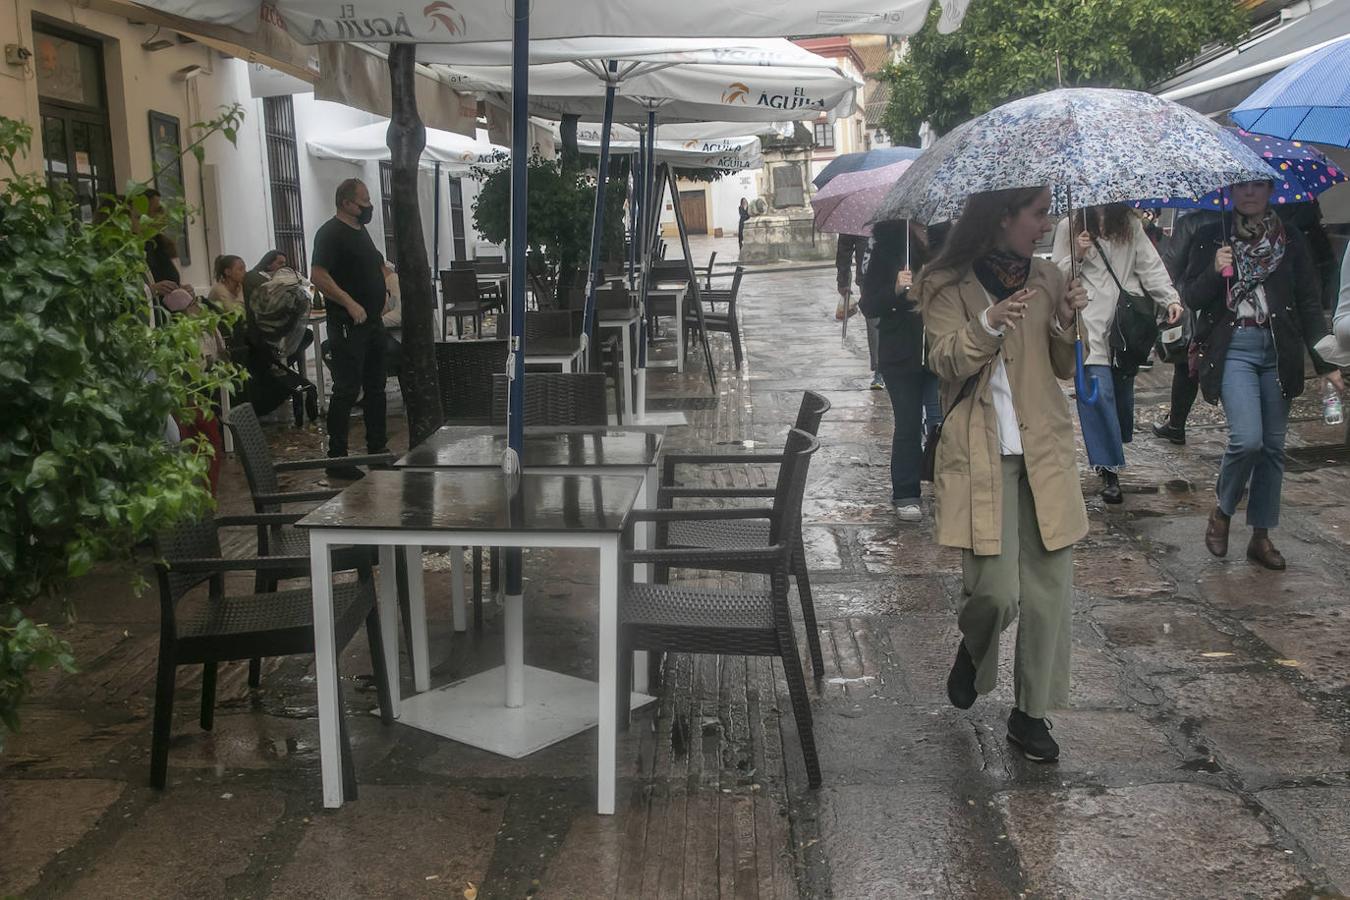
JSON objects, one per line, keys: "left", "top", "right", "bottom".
{"left": 895, "top": 503, "right": 923, "bottom": 523}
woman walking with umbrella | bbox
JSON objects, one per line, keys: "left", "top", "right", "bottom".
{"left": 1185, "top": 179, "right": 1343, "bottom": 570}
{"left": 1052, "top": 204, "right": 1184, "bottom": 504}
{"left": 918, "top": 186, "right": 1088, "bottom": 762}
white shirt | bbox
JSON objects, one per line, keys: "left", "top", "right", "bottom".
{"left": 979, "top": 302, "right": 1024, "bottom": 456}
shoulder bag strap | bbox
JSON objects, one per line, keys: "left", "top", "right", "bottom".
{"left": 1091, "top": 236, "right": 1127, "bottom": 294}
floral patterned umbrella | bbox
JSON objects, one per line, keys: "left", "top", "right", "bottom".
{"left": 811, "top": 159, "right": 914, "bottom": 236}
{"left": 871, "top": 88, "right": 1278, "bottom": 225}
{"left": 1132, "top": 127, "right": 1346, "bottom": 210}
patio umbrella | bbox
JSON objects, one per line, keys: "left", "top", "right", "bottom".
{"left": 1131, "top": 127, "right": 1346, "bottom": 210}
{"left": 811, "top": 159, "right": 914, "bottom": 236}
{"left": 306, "top": 120, "right": 503, "bottom": 167}
{"left": 812, "top": 145, "right": 922, "bottom": 188}
{"left": 871, "top": 87, "right": 1277, "bottom": 404}
{"left": 1231, "top": 35, "right": 1350, "bottom": 147}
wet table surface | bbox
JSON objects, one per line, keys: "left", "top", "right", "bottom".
{"left": 396, "top": 427, "right": 663, "bottom": 470}
{"left": 295, "top": 468, "right": 644, "bottom": 534}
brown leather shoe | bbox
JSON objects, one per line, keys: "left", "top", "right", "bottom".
{"left": 1205, "top": 506, "right": 1230, "bottom": 557}
{"left": 1247, "top": 531, "right": 1287, "bottom": 571}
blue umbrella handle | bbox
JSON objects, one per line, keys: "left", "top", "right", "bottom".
{"left": 1075, "top": 340, "right": 1100, "bottom": 405}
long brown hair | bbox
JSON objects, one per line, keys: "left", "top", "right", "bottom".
{"left": 917, "top": 186, "right": 1047, "bottom": 301}
{"left": 1071, "top": 203, "right": 1132, "bottom": 244}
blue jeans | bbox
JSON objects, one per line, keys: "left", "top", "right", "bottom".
{"left": 1217, "top": 326, "right": 1289, "bottom": 529}
{"left": 1075, "top": 365, "right": 1134, "bottom": 470}
{"left": 878, "top": 365, "right": 942, "bottom": 505}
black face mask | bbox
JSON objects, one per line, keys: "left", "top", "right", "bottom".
{"left": 355, "top": 203, "right": 374, "bottom": 225}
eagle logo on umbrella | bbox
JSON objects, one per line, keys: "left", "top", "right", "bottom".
{"left": 424, "top": 1, "right": 466, "bottom": 34}
{"left": 722, "top": 82, "right": 750, "bottom": 105}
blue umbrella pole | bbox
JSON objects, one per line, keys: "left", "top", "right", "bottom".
{"left": 582, "top": 61, "right": 618, "bottom": 359}
{"left": 503, "top": 0, "right": 530, "bottom": 708}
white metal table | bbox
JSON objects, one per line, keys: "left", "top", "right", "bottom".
{"left": 298, "top": 468, "right": 646, "bottom": 814}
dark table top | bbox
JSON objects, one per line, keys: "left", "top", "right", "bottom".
{"left": 449, "top": 336, "right": 580, "bottom": 358}
{"left": 397, "top": 426, "right": 662, "bottom": 469}
{"left": 296, "top": 469, "right": 643, "bottom": 534}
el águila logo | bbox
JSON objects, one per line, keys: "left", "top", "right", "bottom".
{"left": 722, "top": 82, "right": 750, "bottom": 105}
{"left": 424, "top": 1, "right": 466, "bottom": 34}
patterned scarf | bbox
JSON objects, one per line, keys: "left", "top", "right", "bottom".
{"left": 973, "top": 248, "right": 1031, "bottom": 301}
{"left": 1228, "top": 209, "right": 1286, "bottom": 318}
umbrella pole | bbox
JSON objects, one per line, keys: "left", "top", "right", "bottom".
{"left": 503, "top": 0, "right": 530, "bottom": 710}
{"left": 433, "top": 161, "right": 441, "bottom": 332}
{"left": 1067, "top": 185, "right": 1100, "bottom": 406}
{"left": 635, "top": 112, "right": 658, "bottom": 421}
{"left": 582, "top": 60, "right": 619, "bottom": 370}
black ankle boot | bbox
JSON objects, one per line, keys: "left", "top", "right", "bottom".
{"left": 1099, "top": 469, "right": 1123, "bottom": 505}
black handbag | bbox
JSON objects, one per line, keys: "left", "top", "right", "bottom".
{"left": 1155, "top": 307, "right": 1193, "bottom": 365}
{"left": 921, "top": 369, "right": 983, "bottom": 483}
{"left": 1093, "top": 237, "right": 1160, "bottom": 377}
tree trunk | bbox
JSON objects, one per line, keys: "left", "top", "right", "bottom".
{"left": 559, "top": 114, "right": 580, "bottom": 174}
{"left": 387, "top": 44, "right": 444, "bottom": 445}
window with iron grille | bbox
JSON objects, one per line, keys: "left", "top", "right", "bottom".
{"left": 379, "top": 161, "right": 397, "bottom": 264}
{"left": 813, "top": 121, "right": 834, "bottom": 150}
{"left": 262, "top": 96, "right": 307, "bottom": 274}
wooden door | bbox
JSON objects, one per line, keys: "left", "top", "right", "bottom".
{"left": 679, "top": 190, "right": 708, "bottom": 235}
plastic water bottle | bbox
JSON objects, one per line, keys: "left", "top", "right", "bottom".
{"left": 1323, "top": 381, "right": 1343, "bottom": 426}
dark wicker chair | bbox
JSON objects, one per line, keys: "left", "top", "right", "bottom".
{"left": 434, "top": 338, "right": 509, "bottom": 425}
{"left": 225, "top": 403, "right": 396, "bottom": 682}
{"left": 653, "top": 390, "right": 832, "bottom": 676}
{"left": 618, "top": 428, "right": 822, "bottom": 788}
{"left": 490, "top": 372, "right": 609, "bottom": 427}
{"left": 149, "top": 516, "right": 394, "bottom": 791}
{"left": 684, "top": 266, "right": 745, "bottom": 370}
{"left": 442, "top": 269, "right": 501, "bottom": 339}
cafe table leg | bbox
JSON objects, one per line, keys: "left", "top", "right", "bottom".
{"left": 597, "top": 534, "right": 619, "bottom": 815}
{"left": 504, "top": 563, "right": 524, "bottom": 708}
{"left": 631, "top": 468, "right": 655, "bottom": 693}
{"left": 376, "top": 545, "right": 402, "bottom": 716}
{"left": 308, "top": 534, "right": 343, "bottom": 808}
{"left": 621, "top": 323, "right": 636, "bottom": 424}
{"left": 450, "top": 547, "right": 467, "bottom": 633}
{"left": 403, "top": 545, "right": 430, "bottom": 693}
{"left": 675, "top": 292, "right": 685, "bottom": 373}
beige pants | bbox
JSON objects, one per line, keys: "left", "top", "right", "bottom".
{"left": 959, "top": 455, "right": 1074, "bottom": 718}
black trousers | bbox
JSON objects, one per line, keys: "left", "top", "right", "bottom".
{"left": 326, "top": 318, "right": 387, "bottom": 457}
{"left": 1166, "top": 359, "right": 1199, "bottom": 429}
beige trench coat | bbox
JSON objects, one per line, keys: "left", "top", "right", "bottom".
{"left": 920, "top": 259, "right": 1089, "bottom": 556}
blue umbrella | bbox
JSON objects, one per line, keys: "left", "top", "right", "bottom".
{"left": 812, "top": 146, "right": 922, "bottom": 188}
{"left": 1231, "top": 36, "right": 1350, "bottom": 147}
{"left": 1132, "top": 127, "right": 1347, "bottom": 209}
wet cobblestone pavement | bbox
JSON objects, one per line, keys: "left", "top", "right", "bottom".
{"left": 5, "top": 237, "right": 1350, "bottom": 898}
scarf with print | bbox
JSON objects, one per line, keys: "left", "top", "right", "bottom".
{"left": 1228, "top": 208, "right": 1286, "bottom": 319}
{"left": 972, "top": 248, "right": 1031, "bottom": 302}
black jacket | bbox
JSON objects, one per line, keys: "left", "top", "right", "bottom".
{"left": 836, "top": 233, "right": 866, "bottom": 293}
{"left": 1181, "top": 218, "right": 1332, "bottom": 404}
{"left": 859, "top": 230, "right": 926, "bottom": 370}
{"left": 1161, "top": 210, "right": 1221, "bottom": 281}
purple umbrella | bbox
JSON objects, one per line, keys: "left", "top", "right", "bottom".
{"left": 811, "top": 159, "right": 914, "bottom": 236}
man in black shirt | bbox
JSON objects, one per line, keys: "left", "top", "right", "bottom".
{"left": 311, "top": 177, "right": 389, "bottom": 479}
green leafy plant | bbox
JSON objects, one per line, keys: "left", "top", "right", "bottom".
{"left": 0, "top": 107, "right": 245, "bottom": 747}
{"left": 471, "top": 151, "right": 628, "bottom": 306}
{"left": 881, "top": 0, "right": 1247, "bottom": 143}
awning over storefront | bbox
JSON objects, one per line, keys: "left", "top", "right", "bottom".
{"left": 89, "top": 0, "right": 473, "bottom": 133}
{"left": 1157, "top": 0, "right": 1350, "bottom": 118}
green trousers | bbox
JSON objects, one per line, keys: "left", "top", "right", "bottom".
{"left": 959, "top": 455, "right": 1074, "bottom": 719}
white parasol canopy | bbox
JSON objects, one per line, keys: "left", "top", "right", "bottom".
{"left": 437, "top": 54, "right": 862, "bottom": 123}
{"left": 586, "top": 135, "right": 762, "bottom": 170}
{"left": 131, "top": 0, "right": 973, "bottom": 41}
{"left": 305, "top": 120, "right": 502, "bottom": 169}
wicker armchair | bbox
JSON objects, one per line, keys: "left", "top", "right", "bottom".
{"left": 149, "top": 516, "right": 394, "bottom": 791}
{"left": 434, "top": 338, "right": 509, "bottom": 425}
{"left": 225, "top": 403, "right": 395, "bottom": 683}
{"left": 653, "top": 390, "right": 831, "bottom": 676}
{"left": 618, "top": 428, "right": 822, "bottom": 788}
{"left": 490, "top": 372, "right": 609, "bottom": 427}
{"left": 684, "top": 266, "right": 745, "bottom": 370}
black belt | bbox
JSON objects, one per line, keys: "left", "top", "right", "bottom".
{"left": 1234, "top": 317, "right": 1269, "bottom": 328}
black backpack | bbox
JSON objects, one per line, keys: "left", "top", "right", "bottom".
{"left": 1093, "top": 237, "right": 1160, "bottom": 377}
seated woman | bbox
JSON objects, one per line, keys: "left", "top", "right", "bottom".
{"left": 206, "top": 254, "right": 246, "bottom": 315}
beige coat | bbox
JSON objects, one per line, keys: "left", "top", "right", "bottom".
{"left": 920, "top": 259, "right": 1089, "bottom": 556}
